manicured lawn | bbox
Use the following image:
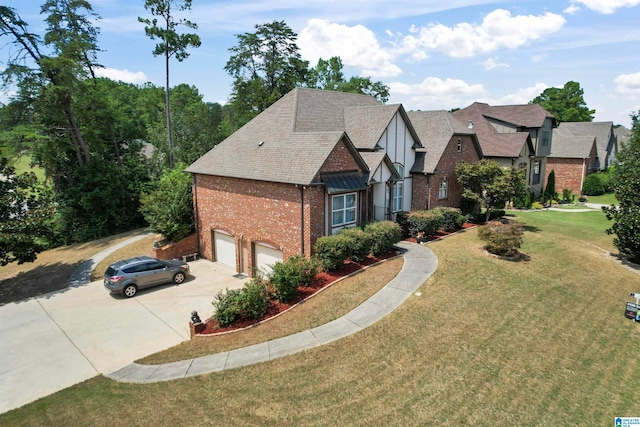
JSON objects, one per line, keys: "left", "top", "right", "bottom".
{"left": 587, "top": 192, "right": 618, "bottom": 206}
{"left": 3, "top": 210, "right": 639, "bottom": 425}
{"left": 10, "top": 155, "right": 46, "bottom": 182}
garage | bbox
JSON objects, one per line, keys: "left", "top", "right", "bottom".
{"left": 254, "top": 242, "right": 283, "bottom": 277}
{"left": 213, "top": 231, "right": 236, "bottom": 269}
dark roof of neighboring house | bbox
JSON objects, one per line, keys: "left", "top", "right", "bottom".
{"left": 187, "top": 88, "right": 421, "bottom": 185}
{"left": 481, "top": 103, "right": 555, "bottom": 128}
{"left": 555, "top": 121, "right": 613, "bottom": 161}
{"left": 451, "top": 102, "right": 537, "bottom": 158}
{"left": 549, "top": 131, "right": 595, "bottom": 158}
{"left": 407, "top": 110, "right": 480, "bottom": 174}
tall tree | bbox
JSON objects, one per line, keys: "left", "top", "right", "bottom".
{"left": 0, "top": 2, "right": 102, "bottom": 167}
{"left": 138, "top": 0, "right": 201, "bottom": 168}
{"left": 531, "top": 81, "right": 595, "bottom": 123}
{"left": 224, "top": 20, "right": 308, "bottom": 128}
{"left": 603, "top": 112, "right": 640, "bottom": 262}
{"left": 307, "top": 56, "right": 390, "bottom": 102}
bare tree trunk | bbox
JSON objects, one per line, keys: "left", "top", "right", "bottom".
{"left": 63, "top": 96, "right": 90, "bottom": 165}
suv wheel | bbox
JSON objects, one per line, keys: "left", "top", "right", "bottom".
{"left": 123, "top": 284, "right": 137, "bottom": 298}
{"left": 173, "top": 272, "right": 186, "bottom": 284}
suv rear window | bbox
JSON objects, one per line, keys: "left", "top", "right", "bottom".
{"left": 106, "top": 266, "right": 117, "bottom": 276}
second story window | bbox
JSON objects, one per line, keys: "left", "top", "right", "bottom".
{"left": 541, "top": 130, "right": 550, "bottom": 147}
{"left": 457, "top": 138, "right": 462, "bottom": 152}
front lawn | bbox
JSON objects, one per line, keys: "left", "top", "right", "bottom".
{"left": 586, "top": 192, "right": 618, "bottom": 206}
{"left": 3, "top": 209, "right": 639, "bottom": 426}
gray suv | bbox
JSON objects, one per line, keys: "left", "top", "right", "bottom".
{"left": 104, "top": 256, "right": 190, "bottom": 298}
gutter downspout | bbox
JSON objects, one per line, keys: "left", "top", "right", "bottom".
{"left": 580, "top": 158, "right": 587, "bottom": 193}
{"left": 299, "top": 185, "right": 305, "bottom": 255}
{"left": 192, "top": 174, "right": 200, "bottom": 256}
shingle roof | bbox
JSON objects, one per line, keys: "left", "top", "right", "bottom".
{"left": 614, "top": 126, "right": 631, "bottom": 144}
{"left": 359, "top": 152, "right": 399, "bottom": 183}
{"left": 186, "top": 88, "right": 381, "bottom": 184}
{"left": 407, "top": 110, "right": 476, "bottom": 173}
{"left": 556, "top": 121, "right": 613, "bottom": 161}
{"left": 549, "top": 131, "right": 595, "bottom": 158}
{"left": 451, "top": 103, "right": 534, "bottom": 158}
{"left": 482, "top": 103, "right": 555, "bottom": 128}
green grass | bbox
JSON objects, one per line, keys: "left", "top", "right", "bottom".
{"left": 586, "top": 192, "right": 618, "bottom": 206}
{"left": 10, "top": 155, "right": 46, "bottom": 182}
{"left": 2, "top": 211, "right": 639, "bottom": 425}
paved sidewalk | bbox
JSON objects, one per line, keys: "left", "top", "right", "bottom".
{"left": 107, "top": 241, "right": 438, "bottom": 383}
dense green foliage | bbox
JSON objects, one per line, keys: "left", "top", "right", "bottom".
{"left": 604, "top": 115, "right": 640, "bottom": 261}
{"left": 364, "top": 221, "right": 402, "bottom": 257}
{"left": 338, "top": 227, "right": 373, "bottom": 262}
{"left": 544, "top": 169, "right": 557, "bottom": 202}
{"left": 313, "top": 234, "right": 353, "bottom": 270}
{"left": 457, "top": 160, "right": 525, "bottom": 220}
{"left": 407, "top": 211, "right": 444, "bottom": 239}
{"left": 0, "top": 153, "right": 57, "bottom": 265}
{"left": 582, "top": 173, "right": 606, "bottom": 196}
{"left": 530, "top": 81, "right": 595, "bottom": 123}
{"left": 478, "top": 221, "right": 524, "bottom": 257}
{"left": 212, "top": 278, "right": 270, "bottom": 327}
{"left": 268, "top": 255, "right": 322, "bottom": 302}
{"left": 431, "top": 207, "right": 466, "bottom": 231}
{"left": 139, "top": 163, "right": 194, "bottom": 243}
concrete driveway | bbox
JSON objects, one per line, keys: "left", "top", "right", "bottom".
{"left": 0, "top": 260, "right": 247, "bottom": 414}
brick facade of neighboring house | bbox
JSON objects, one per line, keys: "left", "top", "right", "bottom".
{"left": 546, "top": 133, "right": 598, "bottom": 195}
{"left": 407, "top": 111, "right": 483, "bottom": 211}
{"left": 546, "top": 158, "right": 588, "bottom": 196}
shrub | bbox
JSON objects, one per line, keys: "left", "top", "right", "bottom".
{"left": 431, "top": 207, "right": 465, "bottom": 231}
{"left": 339, "top": 227, "right": 373, "bottom": 262}
{"left": 365, "top": 221, "right": 402, "bottom": 256}
{"left": 562, "top": 188, "right": 572, "bottom": 202}
{"left": 313, "top": 234, "right": 352, "bottom": 270}
{"left": 212, "top": 288, "right": 243, "bottom": 327}
{"left": 487, "top": 209, "right": 506, "bottom": 221}
{"left": 532, "top": 201, "right": 544, "bottom": 210}
{"left": 212, "top": 279, "right": 270, "bottom": 327}
{"left": 395, "top": 211, "right": 411, "bottom": 238}
{"left": 407, "top": 210, "right": 443, "bottom": 239}
{"left": 269, "top": 255, "right": 322, "bottom": 302}
{"left": 582, "top": 173, "right": 605, "bottom": 196}
{"left": 478, "top": 221, "right": 524, "bottom": 257}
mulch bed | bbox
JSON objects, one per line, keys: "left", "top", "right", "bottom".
{"left": 199, "top": 251, "right": 398, "bottom": 335}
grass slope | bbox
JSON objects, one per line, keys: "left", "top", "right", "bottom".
{"left": 2, "top": 210, "right": 639, "bottom": 425}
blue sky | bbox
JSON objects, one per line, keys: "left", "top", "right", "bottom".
{"left": 3, "top": 0, "right": 640, "bottom": 128}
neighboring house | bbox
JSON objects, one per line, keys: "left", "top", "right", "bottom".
{"left": 554, "top": 121, "right": 617, "bottom": 170}
{"left": 452, "top": 102, "right": 556, "bottom": 195}
{"left": 186, "top": 88, "right": 425, "bottom": 276}
{"left": 547, "top": 130, "right": 598, "bottom": 195}
{"left": 407, "top": 110, "right": 483, "bottom": 210}
{"left": 614, "top": 125, "right": 631, "bottom": 148}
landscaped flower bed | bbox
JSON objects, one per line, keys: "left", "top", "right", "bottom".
{"left": 198, "top": 251, "right": 398, "bottom": 335}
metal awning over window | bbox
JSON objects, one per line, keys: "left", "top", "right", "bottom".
{"left": 322, "top": 172, "right": 368, "bottom": 194}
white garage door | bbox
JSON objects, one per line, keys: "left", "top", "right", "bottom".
{"left": 213, "top": 231, "right": 236, "bottom": 269}
{"left": 254, "top": 243, "right": 283, "bottom": 277}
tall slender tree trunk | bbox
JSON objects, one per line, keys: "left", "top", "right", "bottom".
{"left": 62, "top": 96, "right": 90, "bottom": 165}
{"left": 165, "top": 18, "right": 173, "bottom": 169}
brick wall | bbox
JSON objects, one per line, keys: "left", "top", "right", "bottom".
{"left": 546, "top": 158, "right": 587, "bottom": 195}
{"left": 428, "top": 135, "right": 480, "bottom": 209}
{"left": 411, "top": 174, "right": 428, "bottom": 211}
{"left": 153, "top": 234, "right": 198, "bottom": 260}
{"left": 192, "top": 137, "right": 362, "bottom": 275}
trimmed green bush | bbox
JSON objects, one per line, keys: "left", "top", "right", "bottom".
{"left": 339, "top": 227, "right": 373, "bottom": 262}
{"left": 582, "top": 173, "right": 605, "bottom": 196}
{"left": 488, "top": 209, "right": 506, "bottom": 221}
{"left": 365, "top": 221, "right": 402, "bottom": 256}
{"left": 212, "top": 279, "right": 270, "bottom": 327}
{"left": 478, "top": 221, "right": 524, "bottom": 257}
{"left": 313, "top": 234, "right": 352, "bottom": 270}
{"left": 407, "top": 210, "right": 443, "bottom": 239}
{"left": 431, "top": 207, "right": 465, "bottom": 231}
{"left": 269, "top": 255, "right": 323, "bottom": 302}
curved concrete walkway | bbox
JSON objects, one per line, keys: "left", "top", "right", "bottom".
{"left": 106, "top": 241, "right": 438, "bottom": 383}
{"left": 68, "top": 232, "right": 152, "bottom": 287}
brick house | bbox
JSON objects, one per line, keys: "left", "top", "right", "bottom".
{"left": 452, "top": 102, "right": 556, "bottom": 195}
{"left": 407, "top": 110, "right": 483, "bottom": 210}
{"left": 554, "top": 121, "right": 618, "bottom": 171}
{"left": 186, "top": 88, "right": 431, "bottom": 276}
{"left": 546, "top": 133, "right": 598, "bottom": 196}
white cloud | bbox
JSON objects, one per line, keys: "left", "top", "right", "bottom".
{"left": 388, "top": 77, "right": 485, "bottom": 110}
{"left": 482, "top": 58, "right": 509, "bottom": 70}
{"left": 95, "top": 67, "right": 148, "bottom": 84}
{"left": 298, "top": 19, "right": 402, "bottom": 78}
{"left": 485, "top": 83, "right": 550, "bottom": 105}
{"left": 569, "top": 0, "right": 640, "bottom": 14}
{"left": 531, "top": 54, "right": 548, "bottom": 63}
{"left": 615, "top": 71, "right": 640, "bottom": 96}
{"left": 398, "top": 9, "right": 566, "bottom": 58}
{"left": 563, "top": 4, "right": 581, "bottom": 14}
